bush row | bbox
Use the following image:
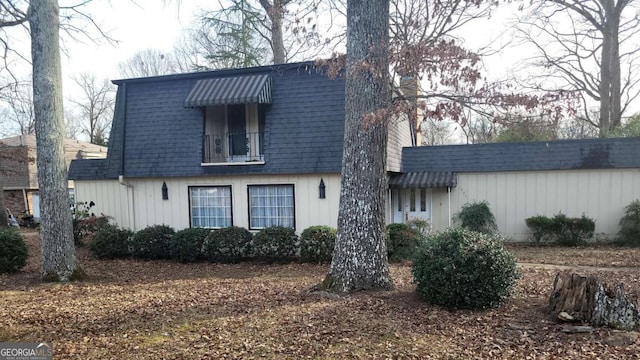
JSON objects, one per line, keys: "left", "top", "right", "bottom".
{"left": 88, "top": 224, "right": 337, "bottom": 263}
{"left": 89, "top": 221, "right": 437, "bottom": 264}
{"left": 525, "top": 213, "right": 595, "bottom": 246}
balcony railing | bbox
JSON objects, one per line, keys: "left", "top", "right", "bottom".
{"left": 203, "top": 132, "right": 264, "bottom": 163}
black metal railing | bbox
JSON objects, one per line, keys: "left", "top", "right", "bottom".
{"left": 203, "top": 132, "right": 264, "bottom": 163}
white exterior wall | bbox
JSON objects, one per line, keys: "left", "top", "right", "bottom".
{"left": 387, "top": 115, "right": 414, "bottom": 172}
{"left": 74, "top": 173, "right": 341, "bottom": 233}
{"left": 430, "top": 169, "right": 640, "bottom": 241}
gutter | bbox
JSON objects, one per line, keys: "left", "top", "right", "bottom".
{"left": 117, "top": 83, "right": 136, "bottom": 230}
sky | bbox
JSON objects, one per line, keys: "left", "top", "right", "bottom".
{"left": 63, "top": 1, "right": 206, "bottom": 80}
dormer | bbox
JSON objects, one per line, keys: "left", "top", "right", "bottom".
{"left": 184, "top": 74, "right": 272, "bottom": 165}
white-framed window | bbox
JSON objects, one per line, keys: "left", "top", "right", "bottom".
{"left": 248, "top": 184, "right": 295, "bottom": 229}
{"left": 189, "top": 186, "right": 232, "bottom": 228}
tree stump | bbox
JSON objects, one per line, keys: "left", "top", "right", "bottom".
{"left": 549, "top": 271, "right": 640, "bottom": 330}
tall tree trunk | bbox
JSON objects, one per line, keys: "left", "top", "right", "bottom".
{"left": 324, "top": 0, "right": 393, "bottom": 293}
{"left": 270, "top": 4, "right": 285, "bottom": 64}
{"left": 598, "top": 0, "right": 626, "bottom": 137}
{"left": 599, "top": 7, "right": 613, "bottom": 137}
{"left": 259, "top": 0, "right": 286, "bottom": 64}
{"left": 29, "top": 0, "right": 79, "bottom": 281}
{"left": 610, "top": 10, "right": 622, "bottom": 132}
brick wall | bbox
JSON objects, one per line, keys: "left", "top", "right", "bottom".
{"left": 0, "top": 145, "right": 30, "bottom": 188}
{"left": 4, "top": 190, "right": 26, "bottom": 215}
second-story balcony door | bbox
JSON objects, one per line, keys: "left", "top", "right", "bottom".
{"left": 227, "top": 104, "right": 247, "bottom": 160}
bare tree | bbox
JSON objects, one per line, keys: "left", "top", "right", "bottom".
{"left": 324, "top": 0, "right": 393, "bottom": 293}
{"left": 458, "top": 113, "right": 499, "bottom": 144}
{"left": 30, "top": 0, "right": 79, "bottom": 281}
{"left": 420, "top": 117, "right": 454, "bottom": 145}
{"left": 383, "top": 0, "right": 569, "bottom": 142}
{"left": 0, "top": 81, "right": 35, "bottom": 136}
{"left": 516, "top": 0, "right": 640, "bottom": 137}
{"left": 68, "top": 72, "right": 114, "bottom": 145}
{"left": 388, "top": 0, "right": 492, "bottom": 129}
{"left": 117, "top": 49, "right": 178, "bottom": 78}
{"left": 257, "top": 0, "right": 287, "bottom": 63}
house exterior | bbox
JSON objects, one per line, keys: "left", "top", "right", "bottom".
{"left": 68, "top": 60, "right": 640, "bottom": 242}
{"left": 0, "top": 134, "right": 107, "bottom": 219}
{"left": 68, "top": 62, "right": 413, "bottom": 232}
{"left": 389, "top": 137, "right": 640, "bottom": 241}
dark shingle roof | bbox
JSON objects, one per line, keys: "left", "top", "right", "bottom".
{"left": 401, "top": 137, "right": 640, "bottom": 173}
{"left": 69, "top": 62, "right": 346, "bottom": 180}
{"left": 68, "top": 159, "right": 109, "bottom": 180}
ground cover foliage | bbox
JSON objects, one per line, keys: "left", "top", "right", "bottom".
{"left": 1, "top": 230, "right": 639, "bottom": 359}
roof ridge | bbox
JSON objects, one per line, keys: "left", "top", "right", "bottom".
{"left": 112, "top": 60, "right": 320, "bottom": 85}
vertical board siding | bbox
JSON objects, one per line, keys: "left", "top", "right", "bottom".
{"left": 387, "top": 116, "right": 413, "bottom": 172}
{"left": 74, "top": 173, "right": 341, "bottom": 233}
{"left": 431, "top": 169, "right": 640, "bottom": 241}
{"left": 74, "top": 180, "right": 131, "bottom": 229}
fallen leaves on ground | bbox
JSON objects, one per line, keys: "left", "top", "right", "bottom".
{"left": 0, "top": 231, "right": 638, "bottom": 359}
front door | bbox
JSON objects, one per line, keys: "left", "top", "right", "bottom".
{"left": 392, "top": 188, "right": 432, "bottom": 223}
{"left": 227, "top": 104, "right": 247, "bottom": 158}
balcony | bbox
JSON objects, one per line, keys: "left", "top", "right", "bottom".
{"left": 203, "top": 132, "right": 264, "bottom": 164}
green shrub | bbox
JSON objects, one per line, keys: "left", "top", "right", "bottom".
{"left": 129, "top": 225, "right": 175, "bottom": 260}
{"left": 406, "top": 218, "right": 431, "bottom": 237}
{"left": 253, "top": 226, "right": 298, "bottom": 261}
{"left": 300, "top": 226, "right": 336, "bottom": 263}
{"left": 73, "top": 216, "right": 111, "bottom": 246}
{"left": 170, "top": 228, "right": 211, "bottom": 262}
{"left": 72, "top": 201, "right": 111, "bottom": 246}
{"left": 525, "top": 215, "right": 555, "bottom": 243}
{"left": 386, "top": 223, "right": 421, "bottom": 262}
{"left": 205, "top": 226, "right": 253, "bottom": 263}
{"left": 525, "top": 213, "right": 595, "bottom": 246}
{"left": 553, "top": 213, "right": 595, "bottom": 246}
{"left": 412, "top": 227, "right": 519, "bottom": 310}
{"left": 455, "top": 201, "right": 498, "bottom": 234}
{"left": 617, "top": 200, "right": 640, "bottom": 246}
{"left": 89, "top": 225, "right": 132, "bottom": 259}
{"left": 0, "top": 228, "right": 28, "bottom": 274}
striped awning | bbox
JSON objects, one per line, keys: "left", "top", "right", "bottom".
{"left": 184, "top": 74, "right": 272, "bottom": 107}
{"left": 389, "top": 171, "right": 457, "bottom": 188}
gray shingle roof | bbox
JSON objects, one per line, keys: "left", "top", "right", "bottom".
{"left": 68, "top": 159, "right": 108, "bottom": 180}
{"left": 69, "top": 62, "right": 346, "bottom": 180}
{"left": 401, "top": 137, "right": 640, "bottom": 173}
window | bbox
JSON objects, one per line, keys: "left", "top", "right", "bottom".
{"left": 189, "top": 186, "right": 232, "bottom": 228}
{"left": 248, "top": 185, "right": 295, "bottom": 229}
{"left": 410, "top": 189, "right": 416, "bottom": 211}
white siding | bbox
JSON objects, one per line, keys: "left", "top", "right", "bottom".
{"left": 74, "top": 180, "right": 132, "bottom": 229}
{"left": 431, "top": 169, "right": 640, "bottom": 241}
{"left": 74, "top": 173, "right": 341, "bottom": 233}
{"left": 387, "top": 115, "right": 413, "bottom": 172}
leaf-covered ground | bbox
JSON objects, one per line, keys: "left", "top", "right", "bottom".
{"left": 1, "top": 231, "right": 639, "bottom": 359}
